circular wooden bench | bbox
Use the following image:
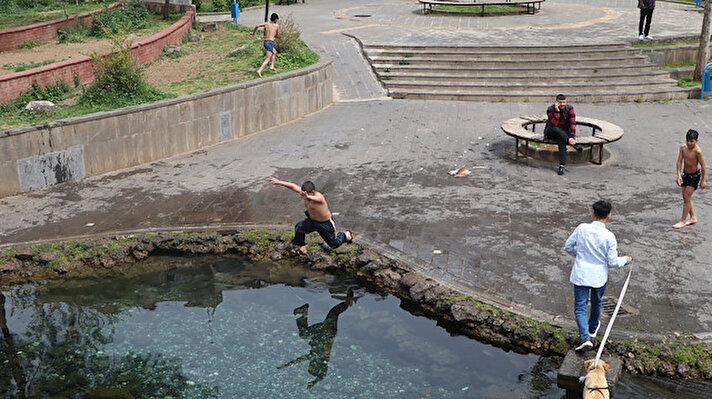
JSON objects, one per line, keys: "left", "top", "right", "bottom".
{"left": 418, "top": 0, "right": 545, "bottom": 16}
{"left": 500, "top": 115, "right": 624, "bottom": 165}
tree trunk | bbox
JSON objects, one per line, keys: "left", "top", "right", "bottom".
{"left": 694, "top": 0, "right": 712, "bottom": 81}
{"left": 163, "top": 0, "right": 170, "bottom": 19}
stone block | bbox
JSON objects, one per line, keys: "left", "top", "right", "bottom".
{"left": 172, "top": 122, "right": 189, "bottom": 152}
{"left": 16, "top": 145, "right": 85, "bottom": 192}
{"left": 557, "top": 350, "right": 622, "bottom": 398}
{"left": 194, "top": 94, "right": 222, "bottom": 120}
{"left": 176, "top": 101, "right": 194, "bottom": 124}
{"left": 15, "top": 130, "right": 53, "bottom": 159}
{"left": 46, "top": 125, "right": 78, "bottom": 149}
{"left": 0, "top": 160, "right": 20, "bottom": 198}
{"left": 219, "top": 111, "right": 232, "bottom": 142}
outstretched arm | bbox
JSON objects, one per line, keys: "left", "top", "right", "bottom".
{"left": 269, "top": 177, "right": 302, "bottom": 193}
{"left": 251, "top": 22, "right": 267, "bottom": 36}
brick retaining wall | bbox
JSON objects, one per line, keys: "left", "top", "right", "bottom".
{"left": 0, "top": 10, "right": 194, "bottom": 103}
{"left": 0, "top": 60, "right": 333, "bottom": 198}
{"left": 0, "top": 2, "right": 122, "bottom": 52}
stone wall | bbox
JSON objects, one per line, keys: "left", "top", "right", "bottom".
{"left": 0, "top": 10, "right": 194, "bottom": 103}
{"left": 640, "top": 42, "right": 712, "bottom": 66}
{"left": 0, "top": 2, "right": 123, "bottom": 52}
{"left": 0, "top": 60, "right": 333, "bottom": 198}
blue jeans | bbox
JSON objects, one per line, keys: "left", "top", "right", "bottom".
{"left": 574, "top": 283, "right": 606, "bottom": 341}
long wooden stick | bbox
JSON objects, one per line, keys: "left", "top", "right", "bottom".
{"left": 594, "top": 267, "right": 633, "bottom": 368}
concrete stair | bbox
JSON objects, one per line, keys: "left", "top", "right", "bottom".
{"left": 362, "top": 44, "right": 697, "bottom": 102}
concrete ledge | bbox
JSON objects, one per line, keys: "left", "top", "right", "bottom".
{"left": 0, "top": 60, "right": 333, "bottom": 198}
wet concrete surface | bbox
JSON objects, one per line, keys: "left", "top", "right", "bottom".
{"left": 3, "top": 99, "right": 712, "bottom": 340}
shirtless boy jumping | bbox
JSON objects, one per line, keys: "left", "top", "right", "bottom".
{"left": 673, "top": 129, "right": 707, "bottom": 229}
{"left": 269, "top": 177, "right": 353, "bottom": 255}
{"left": 251, "top": 13, "right": 279, "bottom": 77}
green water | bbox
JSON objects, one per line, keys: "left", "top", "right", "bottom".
{"left": 0, "top": 255, "right": 710, "bottom": 398}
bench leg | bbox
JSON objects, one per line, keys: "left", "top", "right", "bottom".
{"left": 515, "top": 137, "right": 520, "bottom": 158}
{"left": 589, "top": 144, "right": 603, "bottom": 165}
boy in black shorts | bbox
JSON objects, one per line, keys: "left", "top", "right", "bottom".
{"left": 673, "top": 129, "right": 707, "bottom": 229}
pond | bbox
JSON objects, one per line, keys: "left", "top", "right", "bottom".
{"left": 1, "top": 255, "right": 710, "bottom": 398}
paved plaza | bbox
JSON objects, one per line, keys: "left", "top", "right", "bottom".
{"left": 3, "top": 0, "right": 712, "bottom": 341}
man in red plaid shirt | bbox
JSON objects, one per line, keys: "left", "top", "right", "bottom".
{"left": 545, "top": 94, "right": 583, "bottom": 175}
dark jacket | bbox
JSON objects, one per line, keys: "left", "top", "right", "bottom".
{"left": 638, "top": 0, "right": 655, "bottom": 9}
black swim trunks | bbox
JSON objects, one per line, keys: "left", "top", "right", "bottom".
{"left": 681, "top": 170, "right": 701, "bottom": 189}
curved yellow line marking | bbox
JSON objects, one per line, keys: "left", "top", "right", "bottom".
{"left": 329, "top": 2, "right": 620, "bottom": 33}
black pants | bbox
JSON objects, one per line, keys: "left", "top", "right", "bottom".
{"left": 639, "top": 8, "right": 653, "bottom": 36}
{"left": 292, "top": 212, "right": 347, "bottom": 248}
{"left": 545, "top": 126, "right": 571, "bottom": 165}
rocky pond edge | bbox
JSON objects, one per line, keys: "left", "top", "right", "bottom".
{"left": 0, "top": 227, "right": 710, "bottom": 382}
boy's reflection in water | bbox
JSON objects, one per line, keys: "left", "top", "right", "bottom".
{"left": 279, "top": 289, "right": 357, "bottom": 389}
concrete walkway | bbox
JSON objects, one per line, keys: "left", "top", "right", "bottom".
{"left": 2, "top": 0, "right": 712, "bottom": 341}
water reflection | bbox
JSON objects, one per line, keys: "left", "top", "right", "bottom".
{"left": 279, "top": 290, "right": 357, "bottom": 388}
{"left": 0, "top": 289, "right": 206, "bottom": 398}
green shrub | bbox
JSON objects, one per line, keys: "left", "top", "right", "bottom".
{"left": 89, "top": 0, "right": 151, "bottom": 37}
{"left": 274, "top": 14, "right": 300, "bottom": 54}
{"left": 79, "top": 35, "right": 166, "bottom": 107}
{"left": 57, "top": 24, "right": 89, "bottom": 43}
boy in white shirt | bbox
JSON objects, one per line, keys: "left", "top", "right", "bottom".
{"left": 565, "top": 200, "right": 632, "bottom": 352}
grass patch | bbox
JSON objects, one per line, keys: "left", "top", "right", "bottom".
{"left": 632, "top": 39, "right": 699, "bottom": 48}
{"left": 3, "top": 59, "right": 57, "bottom": 72}
{"left": 432, "top": 4, "right": 525, "bottom": 13}
{"left": 678, "top": 77, "right": 701, "bottom": 88}
{"left": 18, "top": 40, "right": 46, "bottom": 49}
{"left": 0, "top": 17, "right": 318, "bottom": 130}
{"left": 0, "top": 1, "right": 108, "bottom": 30}
{"left": 660, "top": 60, "right": 696, "bottom": 69}
{"left": 157, "top": 21, "right": 318, "bottom": 97}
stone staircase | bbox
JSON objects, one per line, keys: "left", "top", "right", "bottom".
{"left": 362, "top": 43, "right": 697, "bottom": 102}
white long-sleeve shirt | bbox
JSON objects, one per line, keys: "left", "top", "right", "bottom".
{"left": 565, "top": 221, "right": 628, "bottom": 288}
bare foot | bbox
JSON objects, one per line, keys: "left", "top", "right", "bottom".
{"left": 257, "top": 69, "right": 262, "bottom": 77}
{"left": 685, "top": 218, "right": 698, "bottom": 226}
{"left": 270, "top": 66, "right": 276, "bottom": 71}
{"left": 672, "top": 221, "right": 687, "bottom": 229}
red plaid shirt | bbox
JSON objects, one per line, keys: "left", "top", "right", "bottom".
{"left": 546, "top": 104, "right": 577, "bottom": 137}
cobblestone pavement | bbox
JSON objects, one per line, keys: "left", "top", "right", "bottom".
{"left": 2, "top": 0, "right": 712, "bottom": 340}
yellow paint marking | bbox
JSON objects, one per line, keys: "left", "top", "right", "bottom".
{"left": 322, "top": 24, "right": 378, "bottom": 34}
{"left": 332, "top": 2, "right": 620, "bottom": 32}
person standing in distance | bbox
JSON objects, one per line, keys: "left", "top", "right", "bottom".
{"left": 565, "top": 200, "right": 632, "bottom": 352}
{"left": 638, "top": 0, "right": 655, "bottom": 40}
